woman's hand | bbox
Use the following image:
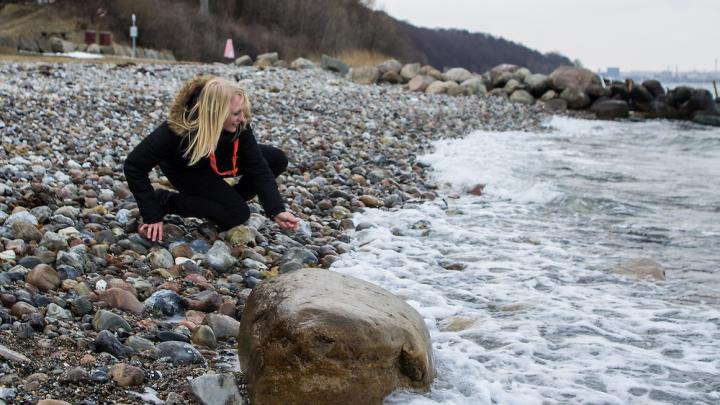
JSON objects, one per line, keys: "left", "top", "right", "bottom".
{"left": 274, "top": 211, "right": 300, "bottom": 231}
{"left": 139, "top": 222, "right": 164, "bottom": 242}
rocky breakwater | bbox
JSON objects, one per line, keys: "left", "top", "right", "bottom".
{"left": 0, "top": 60, "right": 544, "bottom": 402}
{"left": 334, "top": 55, "right": 720, "bottom": 127}
{"left": 238, "top": 268, "right": 434, "bottom": 405}
{"left": 3, "top": 33, "right": 176, "bottom": 61}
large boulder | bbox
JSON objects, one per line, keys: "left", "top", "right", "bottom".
{"left": 460, "top": 78, "right": 487, "bottom": 95}
{"left": 610, "top": 84, "right": 630, "bottom": 101}
{"left": 560, "top": 88, "right": 590, "bottom": 109}
{"left": 443, "top": 67, "right": 473, "bottom": 83}
{"left": 426, "top": 80, "right": 451, "bottom": 95}
{"left": 613, "top": 258, "right": 665, "bottom": 280}
{"left": 234, "top": 55, "right": 253, "bottom": 66}
{"left": 648, "top": 100, "right": 678, "bottom": 119}
{"left": 630, "top": 85, "right": 654, "bottom": 112}
{"left": 381, "top": 71, "right": 403, "bottom": 84}
{"left": 510, "top": 89, "right": 535, "bottom": 105}
{"left": 590, "top": 99, "right": 630, "bottom": 119}
{"left": 377, "top": 59, "right": 402, "bottom": 75}
{"left": 693, "top": 112, "right": 720, "bottom": 127}
{"left": 669, "top": 86, "right": 693, "bottom": 107}
{"left": 320, "top": 54, "right": 349, "bottom": 75}
{"left": 350, "top": 66, "right": 381, "bottom": 85}
{"left": 549, "top": 65, "right": 601, "bottom": 92}
{"left": 17, "top": 36, "right": 39, "bottom": 52}
{"left": 290, "top": 57, "right": 315, "bottom": 70}
{"left": 489, "top": 64, "right": 520, "bottom": 88}
{"left": 238, "top": 269, "right": 434, "bottom": 405}
{"left": 585, "top": 84, "right": 612, "bottom": 99}
{"left": 679, "top": 89, "right": 718, "bottom": 118}
{"left": 642, "top": 80, "right": 666, "bottom": 98}
{"left": 523, "top": 73, "right": 550, "bottom": 97}
{"left": 400, "top": 63, "right": 421, "bottom": 82}
{"left": 0, "top": 35, "right": 16, "bottom": 51}
{"left": 254, "top": 52, "right": 279, "bottom": 68}
{"left": 419, "top": 65, "right": 444, "bottom": 80}
{"left": 407, "top": 75, "right": 436, "bottom": 92}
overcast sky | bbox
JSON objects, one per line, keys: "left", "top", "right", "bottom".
{"left": 375, "top": 0, "right": 719, "bottom": 72}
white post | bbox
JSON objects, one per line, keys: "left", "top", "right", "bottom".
{"left": 130, "top": 14, "right": 138, "bottom": 59}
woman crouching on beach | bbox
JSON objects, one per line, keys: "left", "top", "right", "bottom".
{"left": 123, "top": 75, "right": 299, "bottom": 241}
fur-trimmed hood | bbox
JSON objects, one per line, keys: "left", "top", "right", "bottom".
{"left": 167, "top": 75, "right": 214, "bottom": 136}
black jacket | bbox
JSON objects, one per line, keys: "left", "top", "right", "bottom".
{"left": 123, "top": 76, "right": 284, "bottom": 224}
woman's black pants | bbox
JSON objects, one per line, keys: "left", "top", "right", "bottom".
{"left": 161, "top": 144, "right": 287, "bottom": 230}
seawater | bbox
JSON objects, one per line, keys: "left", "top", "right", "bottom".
{"left": 331, "top": 117, "right": 720, "bottom": 405}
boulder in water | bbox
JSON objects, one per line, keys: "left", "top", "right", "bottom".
{"left": 238, "top": 268, "right": 434, "bottom": 405}
{"left": 613, "top": 258, "right": 665, "bottom": 280}
{"left": 590, "top": 99, "right": 630, "bottom": 119}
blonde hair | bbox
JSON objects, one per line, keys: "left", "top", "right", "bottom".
{"left": 175, "top": 77, "right": 252, "bottom": 166}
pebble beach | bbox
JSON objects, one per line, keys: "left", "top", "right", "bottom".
{"left": 0, "top": 61, "right": 548, "bottom": 404}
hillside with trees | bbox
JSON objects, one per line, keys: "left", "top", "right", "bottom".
{"left": 7, "top": 0, "right": 572, "bottom": 73}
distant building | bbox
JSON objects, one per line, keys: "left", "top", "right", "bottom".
{"left": 606, "top": 67, "right": 620, "bottom": 78}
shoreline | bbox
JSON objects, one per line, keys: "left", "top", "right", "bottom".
{"left": 0, "top": 59, "right": 552, "bottom": 403}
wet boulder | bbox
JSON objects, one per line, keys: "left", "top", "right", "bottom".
{"left": 560, "top": 88, "right": 590, "bottom": 110}
{"left": 590, "top": 99, "right": 629, "bottom": 119}
{"left": 679, "top": 89, "right": 718, "bottom": 118}
{"left": 642, "top": 80, "right": 666, "bottom": 98}
{"left": 238, "top": 269, "right": 434, "bottom": 405}
{"left": 523, "top": 73, "right": 550, "bottom": 97}
{"left": 630, "top": 85, "right": 654, "bottom": 112}
{"left": 613, "top": 258, "right": 665, "bottom": 280}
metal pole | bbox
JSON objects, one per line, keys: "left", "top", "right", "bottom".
{"left": 130, "top": 14, "right": 137, "bottom": 59}
{"left": 713, "top": 80, "right": 718, "bottom": 99}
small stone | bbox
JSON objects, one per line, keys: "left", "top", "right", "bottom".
{"left": 11, "top": 220, "right": 43, "bottom": 242}
{"left": 170, "top": 243, "right": 193, "bottom": 258}
{"left": 202, "top": 313, "right": 240, "bottom": 339}
{"left": 125, "top": 335, "right": 156, "bottom": 352}
{"left": 92, "top": 309, "right": 131, "bottom": 331}
{"left": 79, "top": 354, "right": 96, "bottom": 365}
{"left": 92, "top": 330, "right": 134, "bottom": 358}
{"left": 5, "top": 211, "right": 39, "bottom": 227}
{"left": 190, "top": 373, "right": 245, "bottom": 405}
{"left": 101, "top": 288, "right": 143, "bottom": 314}
{"left": 148, "top": 248, "right": 174, "bottom": 269}
{"left": 59, "top": 366, "right": 88, "bottom": 383}
{"left": 45, "top": 303, "right": 73, "bottom": 322}
{"left": 154, "top": 341, "right": 204, "bottom": 365}
{"left": 11, "top": 301, "right": 38, "bottom": 318}
{"left": 0, "top": 344, "right": 32, "bottom": 364}
{"left": 358, "top": 195, "right": 383, "bottom": 208}
{"left": 70, "top": 297, "right": 93, "bottom": 317}
{"left": 37, "top": 400, "right": 72, "bottom": 405}
{"left": 144, "top": 289, "right": 186, "bottom": 317}
{"left": 58, "top": 226, "right": 81, "bottom": 240}
{"left": 226, "top": 225, "right": 256, "bottom": 246}
{"left": 26, "top": 264, "right": 61, "bottom": 291}
{"left": 281, "top": 248, "right": 318, "bottom": 266}
{"left": 191, "top": 325, "right": 217, "bottom": 349}
{"left": 40, "top": 231, "right": 69, "bottom": 251}
{"left": 206, "top": 241, "right": 236, "bottom": 272}
{"left": 109, "top": 363, "right": 145, "bottom": 387}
